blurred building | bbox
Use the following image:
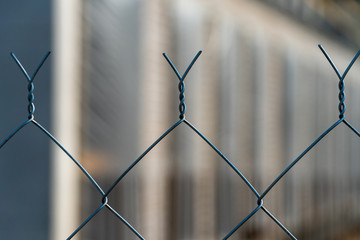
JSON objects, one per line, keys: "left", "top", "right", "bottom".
{"left": 1, "top": 0, "right": 360, "bottom": 240}
{"left": 77, "top": 0, "right": 360, "bottom": 239}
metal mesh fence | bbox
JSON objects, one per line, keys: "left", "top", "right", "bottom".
{"left": 1, "top": 44, "right": 360, "bottom": 239}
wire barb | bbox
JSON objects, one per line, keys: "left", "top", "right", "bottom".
{"left": 318, "top": 44, "right": 360, "bottom": 119}
{"left": 10, "top": 51, "right": 51, "bottom": 119}
{"left": 163, "top": 51, "right": 202, "bottom": 119}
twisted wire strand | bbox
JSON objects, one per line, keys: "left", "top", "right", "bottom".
{"left": 27, "top": 81, "right": 35, "bottom": 119}
{"left": 162, "top": 51, "right": 202, "bottom": 119}
{"left": 338, "top": 80, "right": 345, "bottom": 119}
{"left": 318, "top": 44, "right": 360, "bottom": 119}
{"left": 10, "top": 52, "right": 51, "bottom": 119}
{"left": 178, "top": 79, "right": 185, "bottom": 118}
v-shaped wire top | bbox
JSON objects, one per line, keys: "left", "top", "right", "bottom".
{"left": 318, "top": 44, "right": 360, "bottom": 80}
{"left": 3, "top": 51, "right": 131, "bottom": 240}
{"left": 319, "top": 45, "right": 360, "bottom": 119}
{"left": 225, "top": 45, "right": 360, "bottom": 240}
{"left": 97, "top": 50, "right": 265, "bottom": 240}
{"left": 11, "top": 51, "right": 51, "bottom": 83}
{"left": 10, "top": 52, "right": 51, "bottom": 119}
{"left": 163, "top": 51, "right": 202, "bottom": 119}
{"left": 260, "top": 45, "right": 360, "bottom": 201}
{"left": 77, "top": 52, "right": 204, "bottom": 240}
{"left": 163, "top": 51, "right": 202, "bottom": 81}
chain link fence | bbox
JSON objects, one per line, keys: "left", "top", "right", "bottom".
{"left": 1, "top": 44, "right": 360, "bottom": 239}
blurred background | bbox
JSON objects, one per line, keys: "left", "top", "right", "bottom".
{"left": 1, "top": 0, "right": 360, "bottom": 239}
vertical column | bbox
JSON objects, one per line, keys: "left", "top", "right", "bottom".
{"left": 236, "top": 31, "right": 258, "bottom": 238}
{"left": 139, "top": 0, "right": 171, "bottom": 239}
{"left": 349, "top": 75, "right": 360, "bottom": 221}
{"left": 172, "top": 1, "right": 206, "bottom": 239}
{"left": 264, "top": 45, "right": 286, "bottom": 239}
{"left": 313, "top": 60, "right": 332, "bottom": 238}
{"left": 218, "top": 20, "right": 256, "bottom": 238}
{"left": 192, "top": 23, "right": 219, "bottom": 240}
{"left": 282, "top": 48, "right": 297, "bottom": 230}
{"left": 253, "top": 37, "right": 286, "bottom": 238}
{"left": 51, "top": 0, "right": 83, "bottom": 239}
{"left": 252, "top": 33, "right": 268, "bottom": 195}
{"left": 291, "top": 50, "right": 319, "bottom": 237}
{"left": 218, "top": 19, "right": 239, "bottom": 236}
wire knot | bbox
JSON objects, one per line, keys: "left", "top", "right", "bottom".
{"left": 102, "top": 196, "right": 108, "bottom": 204}
{"left": 27, "top": 81, "right": 35, "bottom": 119}
{"left": 338, "top": 80, "right": 345, "bottom": 119}
{"left": 178, "top": 79, "right": 185, "bottom": 119}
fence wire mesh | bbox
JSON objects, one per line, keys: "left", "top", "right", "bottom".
{"left": 1, "top": 44, "right": 360, "bottom": 239}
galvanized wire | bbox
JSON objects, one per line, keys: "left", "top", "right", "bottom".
{"left": 0, "top": 45, "right": 360, "bottom": 239}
